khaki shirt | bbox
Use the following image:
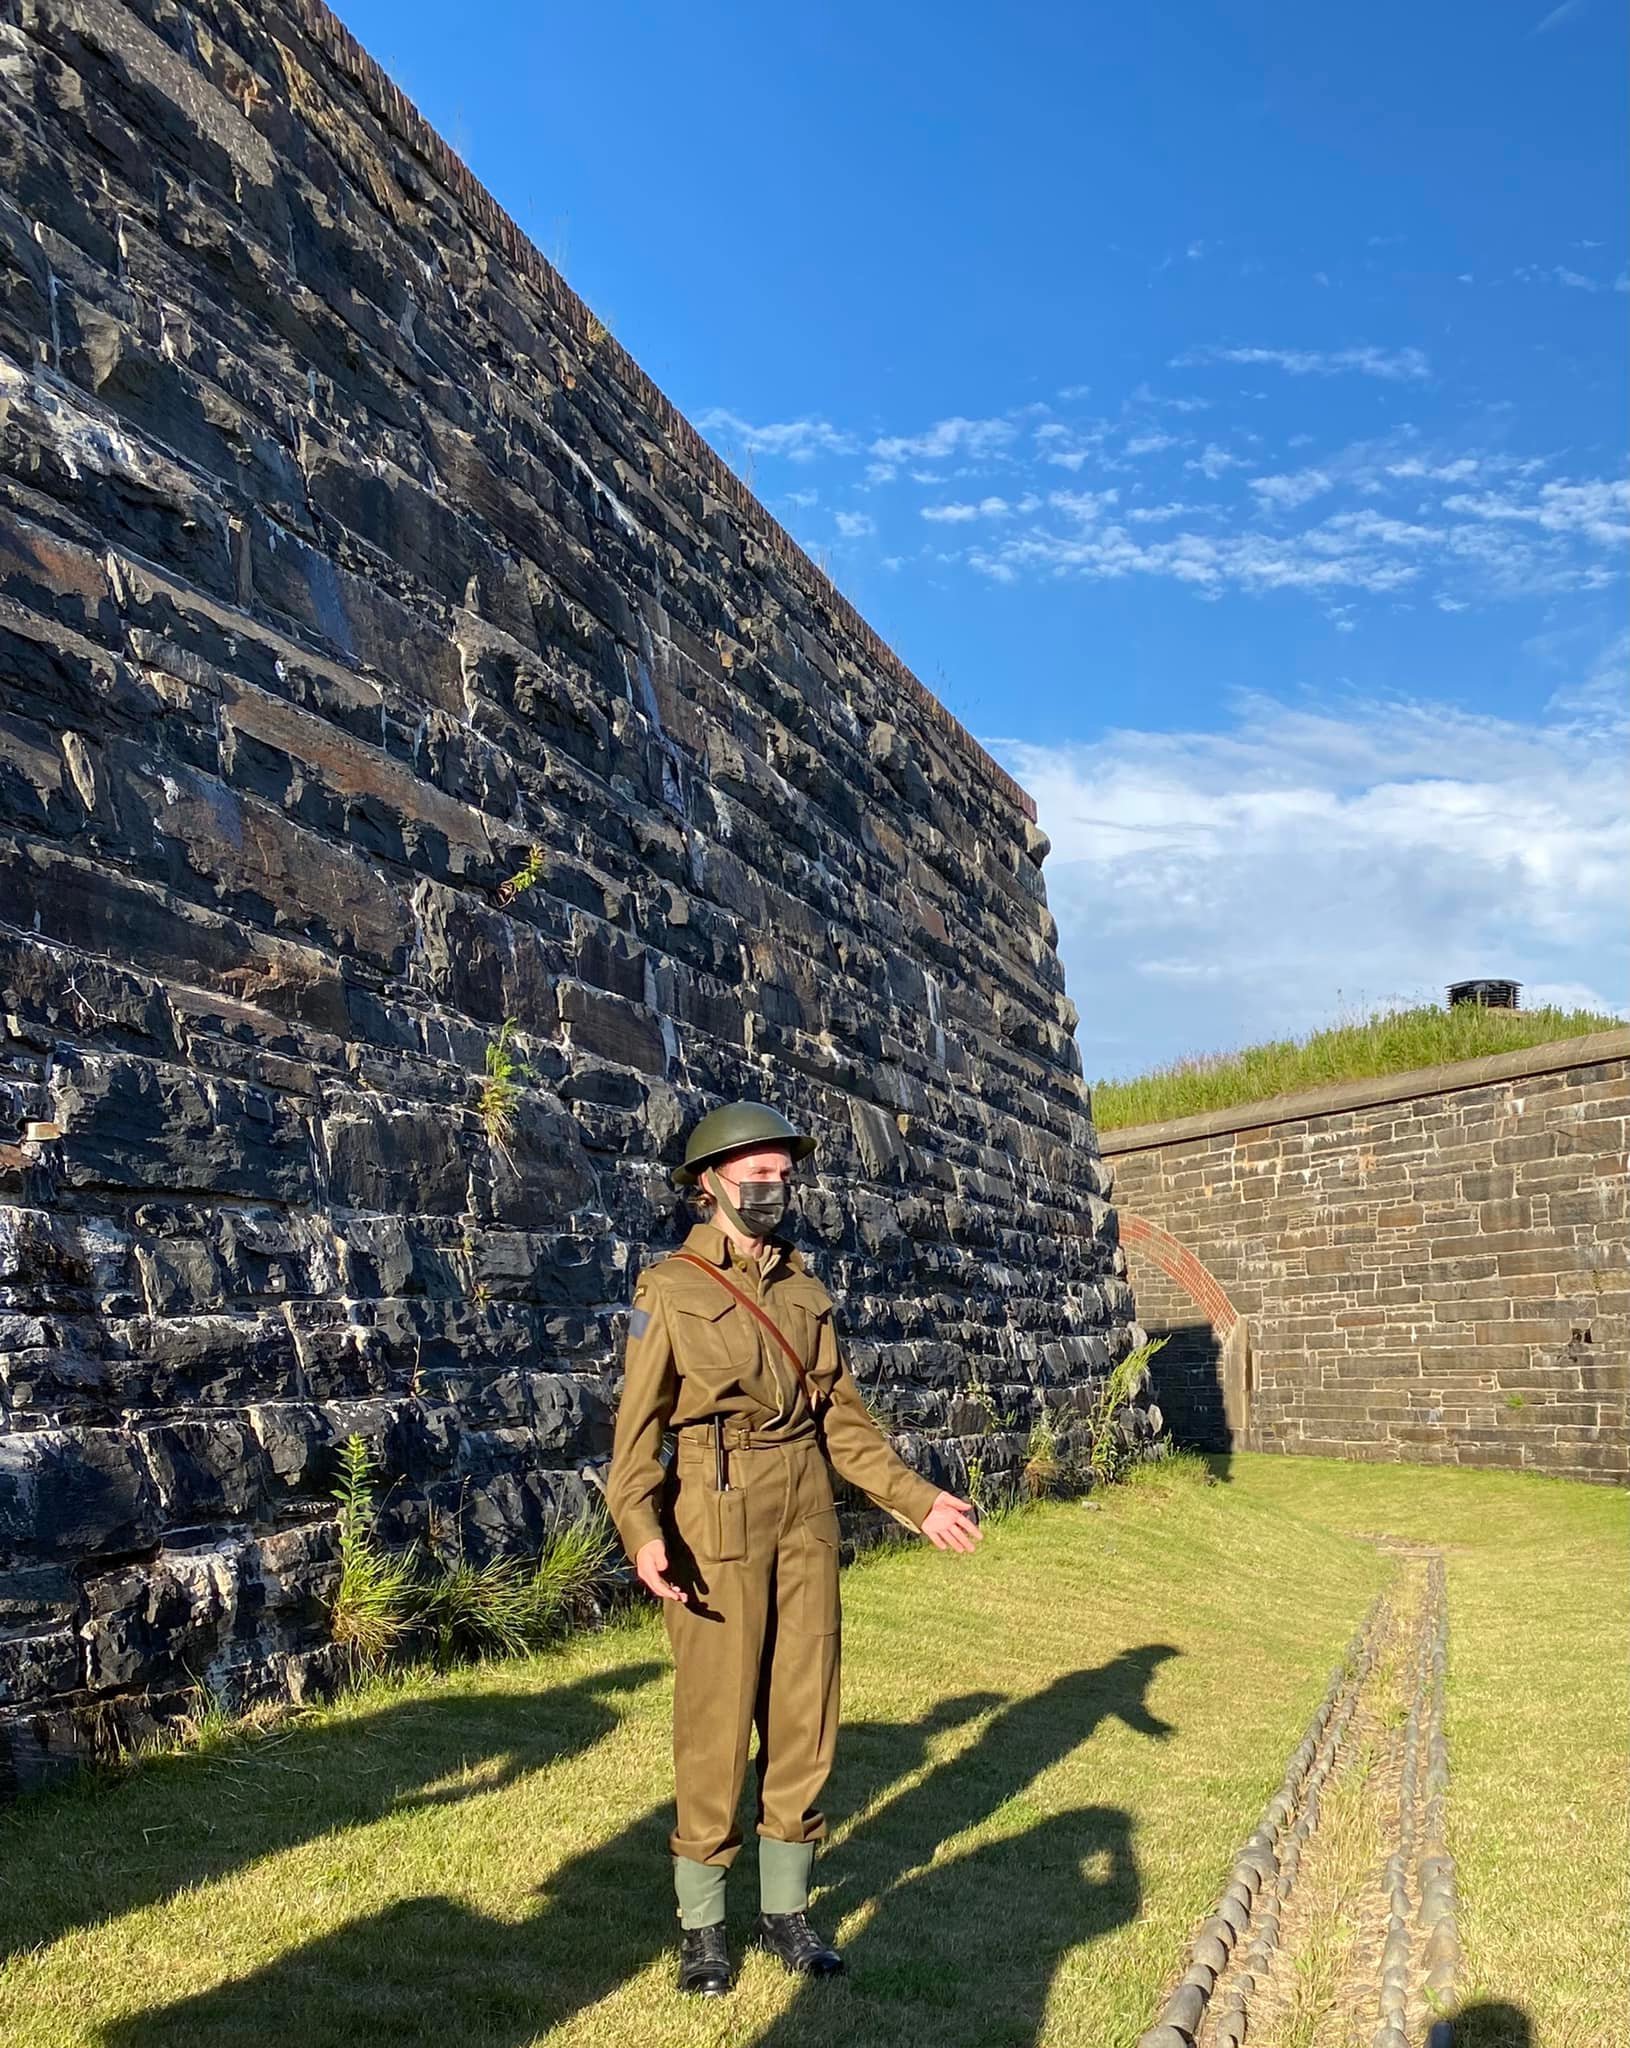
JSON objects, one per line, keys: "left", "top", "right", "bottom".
{"left": 604, "top": 1222, "right": 940, "bottom": 1556}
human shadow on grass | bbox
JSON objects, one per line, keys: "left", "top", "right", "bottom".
{"left": 93, "top": 1693, "right": 989, "bottom": 2047}
{"left": 97, "top": 1647, "right": 1175, "bottom": 2048}
{"left": 0, "top": 1659, "right": 663, "bottom": 1968}
{"left": 756, "top": 1644, "right": 1174, "bottom": 2048}
{"left": 1428, "top": 2005, "right": 1533, "bottom": 2048}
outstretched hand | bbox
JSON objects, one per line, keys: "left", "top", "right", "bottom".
{"left": 634, "top": 1538, "right": 688, "bottom": 1603}
{"left": 920, "top": 1491, "right": 983, "bottom": 1554}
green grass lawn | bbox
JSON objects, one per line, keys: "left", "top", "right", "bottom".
{"left": 0, "top": 1456, "right": 1622, "bottom": 2048}
{"left": 1092, "top": 1002, "right": 1622, "bottom": 1130}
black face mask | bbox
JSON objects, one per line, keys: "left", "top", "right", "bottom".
{"left": 716, "top": 1177, "right": 791, "bottom": 1237}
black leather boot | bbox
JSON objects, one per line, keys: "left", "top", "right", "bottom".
{"left": 677, "top": 1923, "right": 732, "bottom": 1996}
{"left": 753, "top": 1910, "right": 843, "bottom": 1977}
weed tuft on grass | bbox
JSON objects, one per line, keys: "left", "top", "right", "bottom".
{"left": 331, "top": 1434, "right": 421, "bottom": 1668}
{"left": 330, "top": 1435, "right": 616, "bottom": 1679}
{"left": 1022, "top": 1404, "right": 1063, "bottom": 1499}
{"left": 1084, "top": 1338, "right": 1167, "bottom": 1488}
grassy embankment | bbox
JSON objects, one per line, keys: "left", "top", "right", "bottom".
{"left": 1092, "top": 1002, "right": 1624, "bottom": 1132}
{"left": 0, "top": 1456, "right": 1622, "bottom": 2048}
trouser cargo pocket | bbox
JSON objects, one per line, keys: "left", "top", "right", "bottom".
{"left": 795, "top": 1508, "right": 841, "bottom": 1635}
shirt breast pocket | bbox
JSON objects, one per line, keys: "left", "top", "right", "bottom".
{"left": 779, "top": 1290, "right": 834, "bottom": 1395}
{"left": 669, "top": 1294, "right": 758, "bottom": 1392}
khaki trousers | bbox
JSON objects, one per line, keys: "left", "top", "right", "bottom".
{"left": 662, "top": 1428, "right": 842, "bottom": 1867}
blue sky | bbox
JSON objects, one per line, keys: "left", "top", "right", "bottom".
{"left": 340, "top": 0, "right": 1627, "bottom": 1077}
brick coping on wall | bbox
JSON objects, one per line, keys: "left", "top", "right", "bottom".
{"left": 278, "top": 0, "right": 1036, "bottom": 827}
{"left": 1098, "top": 1027, "right": 1630, "bottom": 1156}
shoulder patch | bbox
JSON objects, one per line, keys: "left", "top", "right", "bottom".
{"left": 628, "top": 1306, "right": 652, "bottom": 1340}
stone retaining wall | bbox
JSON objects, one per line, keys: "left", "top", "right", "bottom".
{"left": 1105, "top": 1032, "right": 1630, "bottom": 1481}
{"left": 0, "top": 0, "right": 1135, "bottom": 1791}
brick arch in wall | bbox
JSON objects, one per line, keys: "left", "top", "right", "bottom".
{"left": 1118, "top": 1213, "right": 1252, "bottom": 1448}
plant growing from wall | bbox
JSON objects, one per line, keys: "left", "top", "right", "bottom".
{"left": 478, "top": 1017, "right": 529, "bottom": 1153}
{"left": 420, "top": 1554, "right": 537, "bottom": 1670}
{"left": 497, "top": 846, "right": 545, "bottom": 906}
{"left": 1085, "top": 1338, "right": 1168, "bottom": 1488}
{"left": 330, "top": 1434, "right": 420, "bottom": 1668}
{"left": 965, "top": 1372, "right": 1017, "bottom": 1433}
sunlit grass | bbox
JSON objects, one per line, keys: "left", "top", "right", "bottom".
{"left": 0, "top": 1458, "right": 1620, "bottom": 2047}
{"left": 1234, "top": 1456, "right": 1629, "bottom": 2048}
{"left": 1092, "top": 1002, "right": 1622, "bottom": 1130}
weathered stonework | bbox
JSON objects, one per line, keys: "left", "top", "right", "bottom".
{"left": 0, "top": 0, "right": 1136, "bottom": 1789}
{"left": 1105, "top": 1032, "right": 1630, "bottom": 1482}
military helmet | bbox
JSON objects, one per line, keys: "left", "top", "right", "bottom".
{"left": 670, "top": 1100, "right": 816, "bottom": 1189}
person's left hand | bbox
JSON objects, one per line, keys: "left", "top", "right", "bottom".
{"left": 920, "top": 1491, "right": 983, "bottom": 1553}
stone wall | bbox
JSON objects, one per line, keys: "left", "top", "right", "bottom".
{"left": 1104, "top": 1032, "right": 1630, "bottom": 1482}
{"left": 0, "top": 0, "right": 1136, "bottom": 1791}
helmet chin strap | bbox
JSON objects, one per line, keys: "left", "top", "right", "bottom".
{"left": 703, "top": 1166, "right": 759, "bottom": 1243}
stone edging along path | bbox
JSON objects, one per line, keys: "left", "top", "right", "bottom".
{"left": 1138, "top": 1551, "right": 1462, "bottom": 2048}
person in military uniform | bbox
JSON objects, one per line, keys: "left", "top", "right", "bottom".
{"left": 605, "top": 1101, "right": 982, "bottom": 1997}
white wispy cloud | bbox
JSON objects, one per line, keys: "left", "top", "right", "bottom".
{"left": 834, "top": 510, "right": 875, "bottom": 538}
{"left": 1442, "top": 477, "right": 1630, "bottom": 547}
{"left": 1515, "top": 262, "right": 1607, "bottom": 291}
{"left": 1125, "top": 501, "right": 1208, "bottom": 524}
{"left": 1250, "top": 468, "right": 1334, "bottom": 509}
{"left": 1174, "top": 343, "right": 1431, "bottom": 382}
{"left": 971, "top": 518, "right": 1422, "bottom": 596}
{"left": 1034, "top": 420, "right": 1111, "bottom": 473}
{"left": 962, "top": 460, "right": 1628, "bottom": 602}
{"left": 991, "top": 651, "right": 1630, "bottom": 1071}
{"left": 870, "top": 416, "right": 1017, "bottom": 464}
{"left": 1530, "top": 0, "right": 1587, "bottom": 33}
{"left": 1187, "top": 443, "right": 1247, "bottom": 479}
{"left": 1049, "top": 488, "right": 1121, "bottom": 522}
{"left": 696, "top": 409, "right": 854, "bottom": 461}
{"left": 1385, "top": 456, "right": 1481, "bottom": 484}
{"left": 1125, "top": 431, "right": 1181, "bottom": 457}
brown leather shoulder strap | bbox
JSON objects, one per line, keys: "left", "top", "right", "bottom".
{"left": 668, "top": 1251, "right": 821, "bottom": 1409}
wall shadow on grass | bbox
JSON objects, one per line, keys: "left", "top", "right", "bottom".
{"left": 0, "top": 1660, "right": 665, "bottom": 1969}
{"left": 92, "top": 1646, "right": 1177, "bottom": 2048}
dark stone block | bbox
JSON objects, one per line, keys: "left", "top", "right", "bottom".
{"left": 0, "top": 1622, "right": 82, "bottom": 1702}
{"left": 138, "top": 1417, "right": 273, "bottom": 1519}
{"left": 49, "top": 1050, "right": 316, "bottom": 1204}
{"left": 80, "top": 1537, "right": 251, "bottom": 1691}
{"left": 479, "top": 1094, "right": 603, "bottom": 1227}
{"left": 106, "top": 1311, "right": 304, "bottom": 1410}
{"left": 322, "top": 1100, "right": 471, "bottom": 1217}
{"left": 0, "top": 1427, "right": 161, "bottom": 1560}
{"left": 0, "top": 1562, "right": 80, "bottom": 1628}
{"left": 558, "top": 983, "right": 669, "bottom": 1076}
